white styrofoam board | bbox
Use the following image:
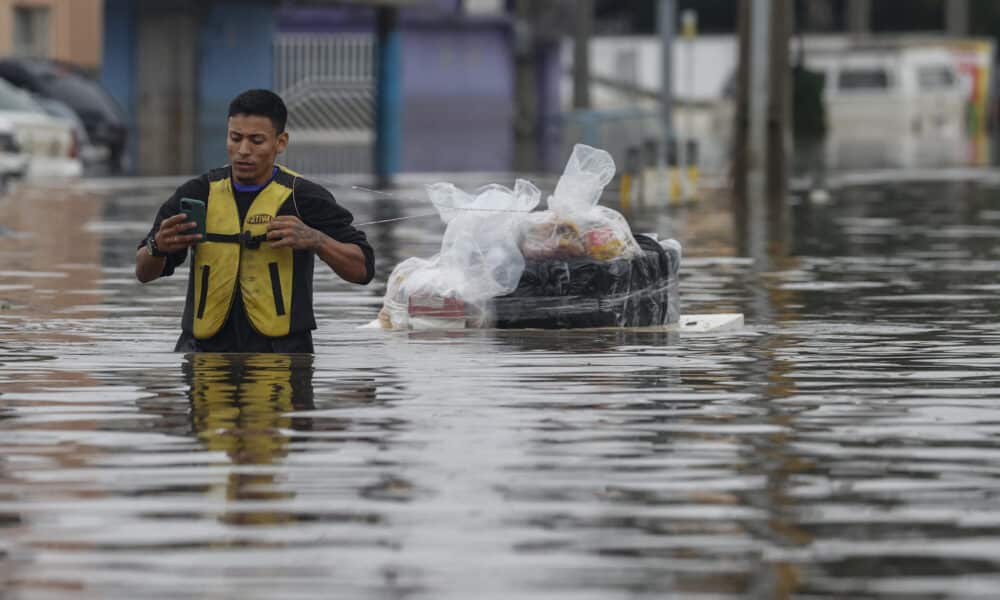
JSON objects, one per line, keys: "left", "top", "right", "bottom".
{"left": 673, "top": 313, "right": 744, "bottom": 333}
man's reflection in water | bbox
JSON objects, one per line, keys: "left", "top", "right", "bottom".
{"left": 183, "top": 353, "right": 315, "bottom": 526}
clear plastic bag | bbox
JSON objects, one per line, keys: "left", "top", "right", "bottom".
{"left": 519, "top": 145, "right": 641, "bottom": 263}
{"left": 378, "top": 178, "right": 540, "bottom": 330}
{"left": 378, "top": 256, "right": 429, "bottom": 330}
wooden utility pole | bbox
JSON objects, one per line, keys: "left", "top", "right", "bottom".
{"left": 659, "top": 0, "right": 675, "bottom": 167}
{"left": 572, "top": 0, "right": 593, "bottom": 110}
{"left": 847, "top": 0, "right": 871, "bottom": 35}
{"left": 767, "top": 0, "right": 791, "bottom": 256}
{"left": 946, "top": 0, "right": 970, "bottom": 36}
{"left": 513, "top": 0, "right": 539, "bottom": 171}
{"left": 802, "top": 0, "right": 834, "bottom": 32}
{"left": 732, "top": 0, "right": 792, "bottom": 258}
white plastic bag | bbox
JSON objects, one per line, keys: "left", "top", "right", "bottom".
{"left": 378, "top": 179, "right": 540, "bottom": 330}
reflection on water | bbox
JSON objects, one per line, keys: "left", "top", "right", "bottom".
{"left": 3, "top": 170, "right": 1000, "bottom": 598}
{"left": 184, "top": 354, "right": 313, "bottom": 527}
{"left": 186, "top": 353, "right": 314, "bottom": 464}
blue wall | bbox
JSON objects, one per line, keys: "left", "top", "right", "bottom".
{"left": 197, "top": 1, "right": 275, "bottom": 172}
{"left": 100, "top": 0, "right": 275, "bottom": 174}
{"left": 100, "top": 0, "right": 137, "bottom": 170}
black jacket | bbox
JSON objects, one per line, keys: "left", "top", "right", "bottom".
{"left": 141, "top": 167, "right": 374, "bottom": 352}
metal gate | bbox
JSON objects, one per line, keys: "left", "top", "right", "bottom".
{"left": 273, "top": 33, "right": 375, "bottom": 175}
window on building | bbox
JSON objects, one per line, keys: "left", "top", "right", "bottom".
{"left": 12, "top": 5, "right": 51, "bottom": 58}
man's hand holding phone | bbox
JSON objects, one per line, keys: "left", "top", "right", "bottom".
{"left": 154, "top": 212, "right": 203, "bottom": 254}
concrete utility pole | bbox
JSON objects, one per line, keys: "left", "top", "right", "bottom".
{"left": 572, "top": 0, "right": 593, "bottom": 109}
{"left": 748, "top": 0, "right": 770, "bottom": 176}
{"left": 659, "top": 0, "right": 675, "bottom": 170}
{"left": 746, "top": 0, "right": 771, "bottom": 259}
{"left": 946, "top": 0, "right": 970, "bottom": 36}
{"left": 847, "top": 0, "right": 871, "bottom": 35}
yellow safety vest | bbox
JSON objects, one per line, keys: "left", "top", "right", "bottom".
{"left": 191, "top": 166, "right": 298, "bottom": 339}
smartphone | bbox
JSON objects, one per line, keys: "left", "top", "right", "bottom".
{"left": 180, "top": 198, "right": 207, "bottom": 239}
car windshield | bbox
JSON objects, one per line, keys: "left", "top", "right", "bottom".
{"left": 0, "top": 78, "right": 44, "bottom": 113}
{"left": 39, "top": 71, "right": 122, "bottom": 120}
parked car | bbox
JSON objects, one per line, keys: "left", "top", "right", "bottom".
{"left": 0, "top": 58, "right": 127, "bottom": 172}
{"left": 0, "top": 78, "right": 81, "bottom": 179}
{"left": 33, "top": 95, "right": 110, "bottom": 168}
{"left": 0, "top": 116, "right": 29, "bottom": 187}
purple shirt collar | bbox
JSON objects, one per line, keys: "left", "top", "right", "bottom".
{"left": 232, "top": 166, "right": 278, "bottom": 193}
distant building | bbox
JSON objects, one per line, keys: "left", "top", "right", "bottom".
{"left": 102, "top": 0, "right": 276, "bottom": 176}
{"left": 99, "top": 0, "right": 550, "bottom": 177}
{"left": 275, "top": 3, "right": 539, "bottom": 175}
{"left": 0, "top": 0, "right": 103, "bottom": 70}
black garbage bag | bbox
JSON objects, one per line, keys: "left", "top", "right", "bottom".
{"left": 492, "top": 234, "right": 680, "bottom": 329}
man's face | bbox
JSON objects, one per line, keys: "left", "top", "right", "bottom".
{"left": 227, "top": 114, "right": 288, "bottom": 185}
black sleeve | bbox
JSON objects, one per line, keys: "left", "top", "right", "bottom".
{"left": 138, "top": 176, "right": 210, "bottom": 278}
{"left": 284, "top": 178, "right": 375, "bottom": 284}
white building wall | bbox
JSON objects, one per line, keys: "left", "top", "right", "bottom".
{"left": 560, "top": 35, "right": 739, "bottom": 111}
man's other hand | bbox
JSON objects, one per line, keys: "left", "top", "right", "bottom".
{"left": 266, "top": 216, "right": 322, "bottom": 251}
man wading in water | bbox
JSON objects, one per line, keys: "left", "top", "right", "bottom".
{"left": 135, "top": 89, "right": 374, "bottom": 352}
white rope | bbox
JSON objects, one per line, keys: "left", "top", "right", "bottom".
{"left": 349, "top": 185, "right": 534, "bottom": 227}
{"left": 353, "top": 206, "right": 534, "bottom": 227}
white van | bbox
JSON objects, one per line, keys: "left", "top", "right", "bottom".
{"left": 810, "top": 45, "right": 965, "bottom": 137}
{"left": 806, "top": 44, "right": 967, "bottom": 169}
{"left": 711, "top": 40, "right": 970, "bottom": 170}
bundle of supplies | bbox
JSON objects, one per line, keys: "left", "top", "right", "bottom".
{"left": 376, "top": 144, "right": 681, "bottom": 330}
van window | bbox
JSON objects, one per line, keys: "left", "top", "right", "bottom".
{"left": 918, "top": 66, "right": 955, "bottom": 90}
{"left": 837, "top": 68, "right": 891, "bottom": 91}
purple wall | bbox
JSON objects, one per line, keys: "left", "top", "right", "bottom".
{"left": 276, "top": 6, "right": 372, "bottom": 32}
{"left": 277, "top": 7, "right": 519, "bottom": 173}
{"left": 400, "top": 23, "right": 513, "bottom": 172}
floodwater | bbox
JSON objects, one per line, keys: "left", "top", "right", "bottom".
{"left": 3, "top": 169, "right": 1000, "bottom": 599}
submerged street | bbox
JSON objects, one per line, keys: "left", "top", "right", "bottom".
{"left": 3, "top": 166, "right": 1000, "bottom": 597}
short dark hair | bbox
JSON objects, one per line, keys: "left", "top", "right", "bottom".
{"left": 228, "top": 89, "right": 287, "bottom": 134}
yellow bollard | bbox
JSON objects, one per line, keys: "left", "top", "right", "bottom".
{"left": 669, "top": 167, "right": 682, "bottom": 205}
{"left": 619, "top": 172, "right": 632, "bottom": 212}
{"left": 686, "top": 165, "right": 700, "bottom": 202}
